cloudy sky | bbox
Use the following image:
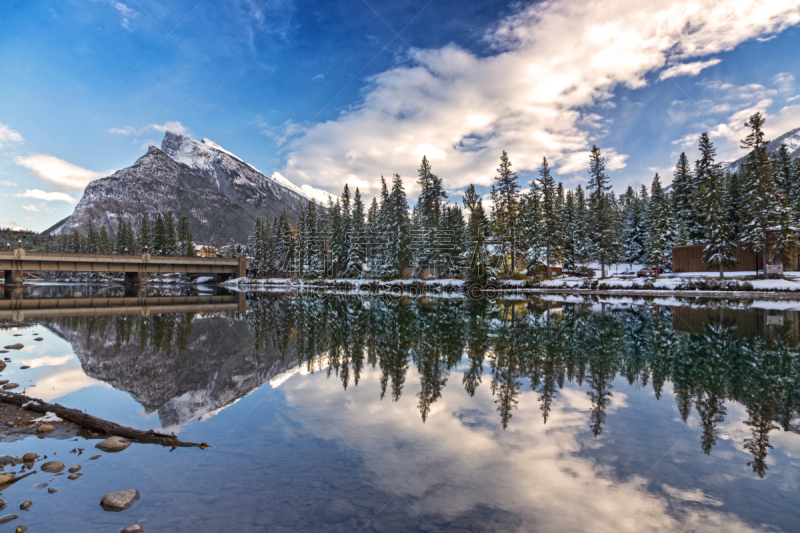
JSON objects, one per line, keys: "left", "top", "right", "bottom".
{"left": 1, "top": 0, "right": 800, "bottom": 231}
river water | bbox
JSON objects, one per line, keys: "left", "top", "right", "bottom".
{"left": 1, "top": 284, "right": 799, "bottom": 532}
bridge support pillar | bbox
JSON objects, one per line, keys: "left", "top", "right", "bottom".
{"left": 123, "top": 271, "right": 147, "bottom": 286}
{"left": 213, "top": 273, "right": 232, "bottom": 284}
{"left": 237, "top": 256, "right": 248, "bottom": 279}
{"left": 3, "top": 270, "right": 24, "bottom": 287}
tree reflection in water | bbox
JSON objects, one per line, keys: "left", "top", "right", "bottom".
{"left": 50, "top": 294, "right": 800, "bottom": 478}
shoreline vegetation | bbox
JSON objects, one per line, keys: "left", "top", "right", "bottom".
{"left": 222, "top": 274, "right": 800, "bottom": 296}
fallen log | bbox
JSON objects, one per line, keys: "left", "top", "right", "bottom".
{"left": 0, "top": 391, "right": 209, "bottom": 450}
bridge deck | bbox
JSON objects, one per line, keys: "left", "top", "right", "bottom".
{"left": 0, "top": 249, "right": 248, "bottom": 286}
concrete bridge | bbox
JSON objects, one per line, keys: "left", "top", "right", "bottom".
{"left": 0, "top": 248, "right": 247, "bottom": 287}
{"left": 0, "top": 293, "right": 247, "bottom": 321}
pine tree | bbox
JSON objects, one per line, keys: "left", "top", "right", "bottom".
{"left": 672, "top": 152, "right": 694, "bottom": 234}
{"left": 349, "top": 188, "right": 367, "bottom": 276}
{"left": 493, "top": 151, "right": 522, "bottom": 276}
{"left": 622, "top": 186, "right": 647, "bottom": 267}
{"left": 99, "top": 226, "right": 111, "bottom": 254}
{"left": 381, "top": 173, "right": 411, "bottom": 278}
{"left": 463, "top": 185, "right": 493, "bottom": 284}
{"left": 296, "top": 204, "right": 307, "bottom": 277}
{"left": 725, "top": 171, "right": 746, "bottom": 240}
{"left": 586, "top": 146, "right": 617, "bottom": 278}
{"left": 646, "top": 174, "right": 672, "bottom": 273}
{"left": 561, "top": 190, "right": 579, "bottom": 270}
{"left": 700, "top": 163, "right": 737, "bottom": 278}
{"left": 574, "top": 185, "right": 589, "bottom": 264}
{"left": 740, "top": 112, "right": 781, "bottom": 277}
{"left": 306, "top": 200, "right": 326, "bottom": 278}
{"left": 163, "top": 212, "right": 178, "bottom": 256}
{"left": 367, "top": 196, "right": 379, "bottom": 277}
{"left": 535, "top": 157, "right": 562, "bottom": 277}
{"left": 137, "top": 215, "right": 152, "bottom": 254}
{"left": 152, "top": 214, "right": 165, "bottom": 255}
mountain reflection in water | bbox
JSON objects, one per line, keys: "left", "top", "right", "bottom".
{"left": 38, "top": 293, "right": 800, "bottom": 480}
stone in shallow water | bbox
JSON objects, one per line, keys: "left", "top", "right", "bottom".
{"left": 67, "top": 473, "right": 83, "bottom": 480}
{"left": 2, "top": 383, "right": 18, "bottom": 390}
{"left": 22, "top": 453, "right": 35, "bottom": 462}
{"left": 15, "top": 526, "right": 27, "bottom": 533}
{"left": 41, "top": 461, "right": 64, "bottom": 473}
{"left": 3, "top": 344, "right": 23, "bottom": 350}
{"left": 121, "top": 525, "right": 143, "bottom": 533}
{"left": 33, "top": 483, "right": 47, "bottom": 489}
{"left": 37, "top": 424, "right": 55, "bottom": 433}
{"left": 0, "top": 515, "right": 18, "bottom": 524}
{"left": 100, "top": 490, "right": 140, "bottom": 511}
{"left": 68, "top": 465, "right": 81, "bottom": 473}
{"left": 0, "top": 473, "right": 16, "bottom": 484}
{"left": 47, "top": 488, "right": 57, "bottom": 494}
{"left": 96, "top": 436, "right": 131, "bottom": 453}
{"left": 320, "top": 499, "right": 357, "bottom": 523}
{"left": 88, "top": 455, "right": 101, "bottom": 460}
{"left": 19, "top": 501, "right": 31, "bottom": 511}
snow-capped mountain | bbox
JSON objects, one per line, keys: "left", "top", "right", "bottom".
{"left": 48, "top": 132, "right": 331, "bottom": 242}
{"left": 722, "top": 126, "right": 800, "bottom": 173}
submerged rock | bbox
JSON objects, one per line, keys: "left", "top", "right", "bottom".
{"left": 121, "top": 525, "right": 144, "bottom": 533}
{"left": 68, "top": 465, "right": 81, "bottom": 473}
{"left": 19, "top": 501, "right": 31, "bottom": 511}
{"left": 67, "top": 473, "right": 83, "bottom": 480}
{"left": 100, "top": 489, "right": 140, "bottom": 511}
{"left": 320, "top": 499, "right": 357, "bottom": 523}
{"left": 96, "top": 437, "right": 131, "bottom": 453}
{"left": 2, "top": 383, "right": 19, "bottom": 390}
{"left": 41, "top": 461, "right": 65, "bottom": 473}
{"left": 15, "top": 526, "right": 27, "bottom": 533}
{"left": 0, "top": 473, "right": 16, "bottom": 484}
{"left": 0, "top": 515, "right": 19, "bottom": 524}
{"left": 37, "top": 425, "right": 56, "bottom": 433}
{"left": 3, "top": 344, "right": 23, "bottom": 350}
{"left": 22, "top": 453, "right": 35, "bottom": 462}
{"left": 47, "top": 488, "right": 57, "bottom": 494}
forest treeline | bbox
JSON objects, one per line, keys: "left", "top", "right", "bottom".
{"left": 243, "top": 112, "right": 799, "bottom": 281}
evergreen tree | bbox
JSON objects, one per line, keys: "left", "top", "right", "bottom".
{"left": 700, "top": 165, "right": 736, "bottom": 279}
{"left": 493, "top": 151, "right": 522, "bottom": 275}
{"left": 381, "top": 173, "right": 412, "bottom": 278}
{"left": 587, "top": 146, "right": 617, "bottom": 278}
{"left": 535, "top": 157, "right": 563, "bottom": 277}
{"left": 137, "top": 215, "right": 152, "bottom": 254}
{"left": 622, "top": 186, "right": 647, "bottom": 267}
{"left": 349, "top": 188, "right": 367, "bottom": 276}
{"left": 163, "top": 212, "right": 178, "bottom": 256}
{"left": 646, "top": 174, "right": 673, "bottom": 272}
{"left": 152, "top": 214, "right": 166, "bottom": 255}
{"left": 725, "top": 170, "right": 746, "bottom": 240}
{"left": 740, "top": 112, "right": 781, "bottom": 276}
{"left": 463, "top": 185, "right": 494, "bottom": 284}
{"left": 672, "top": 152, "right": 695, "bottom": 237}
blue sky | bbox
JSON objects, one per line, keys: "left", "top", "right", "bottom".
{"left": 1, "top": 0, "right": 800, "bottom": 231}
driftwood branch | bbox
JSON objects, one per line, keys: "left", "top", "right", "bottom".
{"left": 0, "top": 391, "right": 209, "bottom": 450}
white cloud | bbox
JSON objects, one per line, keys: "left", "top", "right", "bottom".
{"left": 659, "top": 58, "right": 721, "bottom": 80}
{"left": 0, "top": 220, "right": 23, "bottom": 230}
{"left": 0, "top": 122, "right": 23, "bottom": 148}
{"left": 95, "top": 0, "right": 137, "bottom": 30}
{"left": 110, "top": 121, "right": 187, "bottom": 136}
{"left": 13, "top": 154, "right": 103, "bottom": 190}
{"left": 0, "top": 180, "right": 17, "bottom": 186}
{"left": 276, "top": 363, "right": 768, "bottom": 533}
{"left": 279, "top": 0, "right": 800, "bottom": 196}
{"left": 312, "top": 73, "right": 325, "bottom": 81}
{"left": 17, "top": 355, "right": 75, "bottom": 368}
{"left": 17, "top": 189, "right": 77, "bottom": 203}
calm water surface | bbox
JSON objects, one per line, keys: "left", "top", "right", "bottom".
{"left": 1, "top": 284, "right": 799, "bottom": 532}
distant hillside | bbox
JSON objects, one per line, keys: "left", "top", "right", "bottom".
{"left": 48, "top": 132, "right": 331, "bottom": 243}
{"left": 723, "top": 126, "right": 800, "bottom": 173}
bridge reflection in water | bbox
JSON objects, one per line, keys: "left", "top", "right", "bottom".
{"left": 0, "top": 291, "right": 247, "bottom": 321}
